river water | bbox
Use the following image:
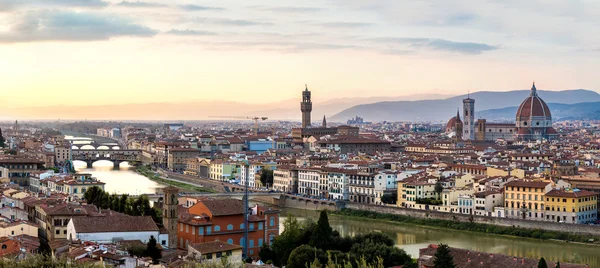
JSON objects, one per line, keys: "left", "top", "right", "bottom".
{"left": 279, "top": 208, "right": 599, "bottom": 267}
{"left": 73, "top": 160, "right": 164, "bottom": 195}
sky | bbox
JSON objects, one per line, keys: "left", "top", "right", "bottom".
{"left": 1, "top": 0, "right": 600, "bottom": 111}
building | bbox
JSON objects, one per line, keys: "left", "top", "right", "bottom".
{"left": 544, "top": 189, "right": 597, "bottom": 224}
{"left": 300, "top": 85, "right": 312, "bottom": 129}
{"left": 446, "top": 82, "right": 557, "bottom": 142}
{"left": 168, "top": 148, "right": 200, "bottom": 173}
{"left": 417, "top": 244, "right": 588, "bottom": 268}
{"left": 67, "top": 215, "right": 161, "bottom": 244}
{"left": 273, "top": 166, "right": 297, "bottom": 193}
{"left": 503, "top": 180, "right": 552, "bottom": 220}
{"left": 462, "top": 97, "right": 475, "bottom": 140}
{"left": 163, "top": 186, "right": 179, "bottom": 248}
{"left": 187, "top": 241, "right": 243, "bottom": 265}
{"left": 298, "top": 168, "right": 321, "bottom": 196}
{"left": 0, "top": 159, "right": 45, "bottom": 185}
{"left": 328, "top": 170, "right": 350, "bottom": 200}
{"left": 515, "top": 83, "right": 558, "bottom": 141}
{"left": 177, "top": 199, "right": 280, "bottom": 259}
{"left": 317, "top": 137, "right": 391, "bottom": 154}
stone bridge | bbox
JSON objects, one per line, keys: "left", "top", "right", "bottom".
{"left": 71, "top": 149, "right": 142, "bottom": 168}
{"left": 135, "top": 192, "right": 282, "bottom": 203}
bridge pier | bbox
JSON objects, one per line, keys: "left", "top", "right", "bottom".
{"left": 113, "top": 161, "right": 122, "bottom": 169}
{"left": 86, "top": 160, "right": 93, "bottom": 168}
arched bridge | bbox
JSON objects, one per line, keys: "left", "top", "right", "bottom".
{"left": 71, "top": 149, "right": 142, "bottom": 168}
{"left": 134, "top": 192, "right": 282, "bottom": 203}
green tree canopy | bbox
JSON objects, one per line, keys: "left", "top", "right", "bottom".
{"left": 380, "top": 192, "right": 397, "bottom": 204}
{"left": 259, "top": 169, "right": 274, "bottom": 188}
{"left": 146, "top": 235, "right": 161, "bottom": 264}
{"left": 433, "top": 244, "right": 455, "bottom": 268}
{"left": 435, "top": 181, "right": 444, "bottom": 199}
{"left": 287, "top": 245, "right": 326, "bottom": 268}
{"left": 310, "top": 210, "right": 333, "bottom": 249}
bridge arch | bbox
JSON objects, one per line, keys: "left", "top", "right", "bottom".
{"left": 80, "top": 145, "right": 95, "bottom": 150}
{"left": 97, "top": 145, "right": 110, "bottom": 150}
{"left": 71, "top": 145, "right": 79, "bottom": 150}
{"left": 111, "top": 146, "right": 121, "bottom": 150}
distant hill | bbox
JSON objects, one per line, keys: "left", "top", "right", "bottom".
{"left": 479, "top": 102, "right": 600, "bottom": 121}
{"left": 329, "top": 89, "right": 600, "bottom": 122}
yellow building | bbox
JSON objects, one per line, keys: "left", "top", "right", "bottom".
{"left": 544, "top": 189, "right": 597, "bottom": 224}
{"left": 0, "top": 221, "right": 38, "bottom": 237}
{"left": 503, "top": 180, "right": 552, "bottom": 220}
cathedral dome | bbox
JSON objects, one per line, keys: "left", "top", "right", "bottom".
{"left": 445, "top": 109, "right": 462, "bottom": 133}
{"left": 516, "top": 83, "right": 551, "bottom": 120}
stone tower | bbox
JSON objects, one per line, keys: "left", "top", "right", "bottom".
{"left": 162, "top": 186, "right": 179, "bottom": 248}
{"left": 322, "top": 115, "right": 327, "bottom": 128}
{"left": 455, "top": 109, "right": 463, "bottom": 142}
{"left": 462, "top": 96, "right": 475, "bottom": 140}
{"left": 300, "top": 85, "right": 312, "bottom": 128}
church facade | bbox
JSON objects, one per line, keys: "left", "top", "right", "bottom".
{"left": 446, "top": 83, "right": 558, "bottom": 142}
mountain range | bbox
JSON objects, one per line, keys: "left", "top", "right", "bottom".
{"left": 329, "top": 89, "right": 600, "bottom": 122}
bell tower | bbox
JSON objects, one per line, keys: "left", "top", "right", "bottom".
{"left": 300, "top": 85, "right": 312, "bottom": 128}
{"left": 162, "top": 186, "right": 179, "bottom": 248}
{"left": 462, "top": 95, "right": 475, "bottom": 140}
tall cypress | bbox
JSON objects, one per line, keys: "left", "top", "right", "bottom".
{"left": 0, "top": 128, "right": 5, "bottom": 148}
{"left": 538, "top": 257, "right": 548, "bottom": 268}
{"left": 309, "top": 210, "right": 333, "bottom": 250}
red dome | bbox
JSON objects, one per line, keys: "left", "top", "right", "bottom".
{"left": 546, "top": 127, "right": 558, "bottom": 135}
{"left": 517, "top": 128, "right": 531, "bottom": 135}
{"left": 446, "top": 116, "right": 462, "bottom": 131}
{"left": 516, "top": 83, "right": 551, "bottom": 119}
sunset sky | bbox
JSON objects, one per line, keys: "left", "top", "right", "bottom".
{"left": 1, "top": 0, "right": 599, "bottom": 112}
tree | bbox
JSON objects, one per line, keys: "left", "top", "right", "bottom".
{"left": 287, "top": 245, "right": 326, "bottom": 268}
{"left": 0, "top": 128, "right": 5, "bottom": 148}
{"left": 555, "top": 261, "right": 560, "bottom": 268}
{"left": 433, "top": 244, "right": 455, "bottom": 268}
{"left": 349, "top": 236, "right": 411, "bottom": 267}
{"left": 434, "top": 181, "right": 444, "bottom": 200}
{"left": 381, "top": 192, "right": 397, "bottom": 204}
{"left": 146, "top": 235, "right": 161, "bottom": 264}
{"left": 538, "top": 257, "right": 548, "bottom": 268}
{"left": 260, "top": 169, "right": 274, "bottom": 188}
{"left": 309, "top": 211, "right": 333, "bottom": 250}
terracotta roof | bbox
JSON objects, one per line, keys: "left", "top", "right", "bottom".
{"left": 516, "top": 83, "right": 551, "bottom": 119}
{"left": 71, "top": 216, "right": 158, "bottom": 233}
{"left": 201, "top": 199, "right": 244, "bottom": 216}
{"left": 189, "top": 241, "right": 243, "bottom": 254}
{"left": 504, "top": 180, "right": 550, "bottom": 188}
{"left": 545, "top": 189, "right": 597, "bottom": 198}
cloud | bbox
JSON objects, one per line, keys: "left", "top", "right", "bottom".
{"left": 166, "top": 29, "right": 218, "bottom": 36}
{"left": 116, "top": 1, "right": 167, "bottom": 8}
{"left": 320, "top": 22, "right": 373, "bottom": 28}
{"left": 0, "top": 11, "right": 158, "bottom": 43}
{"left": 263, "top": 7, "right": 323, "bottom": 13}
{"left": 193, "top": 18, "right": 273, "bottom": 26}
{"left": 0, "top": 0, "right": 109, "bottom": 10}
{"left": 373, "top": 37, "right": 499, "bottom": 54}
{"left": 179, "top": 4, "right": 224, "bottom": 11}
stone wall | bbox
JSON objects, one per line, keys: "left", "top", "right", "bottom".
{"left": 279, "top": 195, "right": 340, "bottom": 211}
{"left": 344, "top": 203, "right": 600, "bottom": 236}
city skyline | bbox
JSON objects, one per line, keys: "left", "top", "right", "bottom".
{"left": 2, "top": 1, "right": 600, "bottom": 114}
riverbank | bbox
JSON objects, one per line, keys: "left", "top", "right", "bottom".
{"left": 136, "top": 165, "right": 216, "bottom": 193}
{"left": 332, "top": 208, "right": 600, "bottom": 245}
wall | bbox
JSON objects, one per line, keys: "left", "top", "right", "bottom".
{"left": 280, "top": 195, "right": 340, "bottom": 211}
{"left": 344, "top": 203, "right": 600, "bottom": 236}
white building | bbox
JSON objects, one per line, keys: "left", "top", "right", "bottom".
{"left": 298, "top": 169, "right": 321, "bottom": 196}
{"left": 328, "top": 171, "right": 349, "bottom": 200}
{"left": 375, "top": 171, "right": 399, "bottom": 204}
{"left": 67, "top": 215, "right": 166, "bottom": 246}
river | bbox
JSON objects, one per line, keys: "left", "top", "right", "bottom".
{"left": 279, "top": 208, "right": 599, "bottom": 267}
{"left": 73, "top": 160, "right": 164, "bottom": 195}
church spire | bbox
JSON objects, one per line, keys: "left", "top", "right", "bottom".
{"left": 456, "top": 108, "right": 461, "bottom": 120}
{"left": 530, "top": 81, "right": 537, "bottom": 96}
{"left": 322, "top": 115, "right": 327, "bottom": 128}
{"left": 305, "top": 84, "right": 308, "bottom": 91}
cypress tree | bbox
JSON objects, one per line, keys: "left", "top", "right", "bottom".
{"left": 309, "top": 210, "right": 333, "bottom": 250}
{"left": 0, "top": 128, "right": 5, "bottom": 148}
{"left": 538, "top": 257, "right": 548, "bottom": 268}
{"left": 146, "top": 235, "right": 161, "bottom": 264}
{"left": 555, "top": 261, "right": 560, "bottom": 268}
{"left": 433, "top": 244, "right": 455, "bottom": 268}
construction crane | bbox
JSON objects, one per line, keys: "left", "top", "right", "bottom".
{"left": 209, "top": 116, "right": 268, "bottom": 135}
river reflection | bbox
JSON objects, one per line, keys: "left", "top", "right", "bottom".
{"left": 73, "top": 160, "right": 164, "bottom": 195}
{"left": 279, "top": 207, "right": 599, "bottom": 267}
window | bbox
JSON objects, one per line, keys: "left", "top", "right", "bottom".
{"left": 240, "top": 223, "right": 245, "bottom": 230}
{"left": 199, "top": 227, "right": 204, "bottom": 235}
{"left": 216, "top": 252, "right": 222, "bottom": 258}
{"left": 1, "top": 245, "right": 5, "bottom": 250}
{"left": 214, "top": 225, "right": 220, "bottom": 232}
{"left": 270, "top": 217, "right": 275, "bottom": 227}
{"left": 206, "top": 253, "right": 213, "bottom": 260}
{"left": 258, "top": 238, "right": 263, "bottom": 247}
{"left": 186, "top": 225, "right": 189, "bottom": 233}
{"left": 226, "top": 250, "right": 232, "bottom": 256}
{"left": 180, "top": 223, "right": 183, "bottom": 232}
{"left": 206, "top": 226, "right": 212, "bottom": 234}
{"left": 162, "top": 240, "right": 166, "bottom": 245}
{"left": 227, "top": 238, "right": 233, "bottom": 244}
{"left": 63, "top": 230, "right": 67, "bottom": 234}
{"left": 240, "top": 237, "right": 246, "bottom": 247}
{"left": 227, "top": 224, "right": 233, "bottom": 231}
{"left": 250, "top": 223, "right": 254, "bottom": 230}
{"left": 56, "top": 230, "right": 60, "bottom": 235}
{"left": 258, "top": 222, "right": 263, "bottom": 230}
